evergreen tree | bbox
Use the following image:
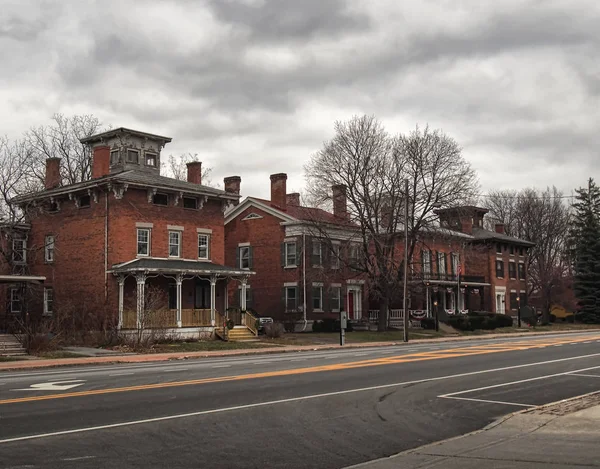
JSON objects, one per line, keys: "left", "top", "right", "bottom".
{"left": 570, "top": 178, "right": 600, "bottom": 323}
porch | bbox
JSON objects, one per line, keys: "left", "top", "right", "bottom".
{"left": 110, "top": 258, "right": 254, "bottom": 331}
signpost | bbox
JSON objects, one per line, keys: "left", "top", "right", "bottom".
{"left": 340, "top": 310, "right": 347, "bottom": 346}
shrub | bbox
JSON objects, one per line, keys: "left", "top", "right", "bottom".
{"left": 445, "top": 312, "right": 513, "bottom": 331}
{"left": 263, "top": 322, "right": 285, "bottom": 338}
{"left": 549, "top": 314, "right": 557, "bottom": 323}
{"left": 312, "top": 320, "right": 322, "bottom": 332}
{"left": 420, "top": 317, "right": 436, "bottom": 330}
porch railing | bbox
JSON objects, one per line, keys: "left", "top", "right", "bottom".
{"left": 180, "top": 309, "right": 212, "bottom": 327}
{"left": 121, "top": 309, "right": 213, "bottom": 329}
{"left": 243, "top": 310, "right": 258, "bottom": 336}
{"left": 368, "top": 309, "right": 429, "bottom": 328}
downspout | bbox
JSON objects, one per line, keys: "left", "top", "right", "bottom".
{"left": 301, "top": 231, "right": 307, "bottom": 331}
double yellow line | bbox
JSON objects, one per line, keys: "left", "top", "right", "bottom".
{"left": 1, "top": 335, "right": 598, "bottom": 406}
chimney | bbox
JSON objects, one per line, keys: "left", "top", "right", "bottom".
{"left": 92, "top": 146, "right": 110, "bottom": 179}
{"left": 270, "top": 173, "right": 287, "bottom": 210}
{"left": 286, "top": 193, "right": 300, "bottom": 206}
{"left": 186, "top": 161, "right": 202, "bottom": 185}
{"left": 495, "top": 223, "right": 505, "bottom": 234}
{"left": 332, "top": 184, "right": 348, "bottom": 220}
{"left": 45, "top": 158, "right": 61, "bottom": 189}
{"left": 224, "top": 176, "right": 241, "bottom": 195}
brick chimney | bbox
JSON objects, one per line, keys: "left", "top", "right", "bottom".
{"left": 224, "top": 176, "right": 241, "bottom": 195}
{"left": 45, "top": 158, "right": 61, "bottom": 189}
{"left": 332, "top": 184, "right": 348, "bottom": 220}
{"left": 495, "top": 223, "right": 505, "bottom": 234}
{"left": 186, "top": 161, "right": 202, "bottom": 185}
{"left": 270, "top": 173, "right": 287, "bottom": 210}
{"left": 92, "top": 146, "right": 110, "bottom": 179}
{"left": 286, "top": 193, "right": 300, "bottom": 206}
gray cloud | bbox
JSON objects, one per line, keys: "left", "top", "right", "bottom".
{"left": 1, "top": 0, "right": 599, "bottom": 199}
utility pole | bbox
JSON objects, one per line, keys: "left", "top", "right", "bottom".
{"left": 403, "top": 178, "right": 410, "bottom": 342}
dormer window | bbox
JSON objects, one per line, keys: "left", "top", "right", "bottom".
{"left": 153, "top": 193, "right": 169, "bottom": 206}
{"left": 127, "top": 149, "right": 139, "bottom": 164}
{"left": 110, "top": 150, "right": 120, "bottom": 164}
{"left": 146, "top": 152, "right": 157, "bottom": 167}
{"left": 183, "top": 197, "right": 198, "bottom": 209}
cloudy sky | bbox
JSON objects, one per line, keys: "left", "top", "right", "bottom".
{"left": 1, "top": 0, "right": 599, "bottom": 199}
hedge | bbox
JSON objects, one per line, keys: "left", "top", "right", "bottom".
{"left": 445, "top": 312, "right": 513, "bottom": 331}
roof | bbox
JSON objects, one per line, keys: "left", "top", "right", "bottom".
{"left": 80, "top": 127, "right": 172, "bottom": 144}
{"left": 11, "top": 169, "right": 237, "bottom": 204}
{"left": 472, "top": 227, "right": 535, "bottom": 247}
{"left": 109, "top": 258, "right": 254, "bottom": 277}
{"left": 435, "top": 206, "right": 490, "bottom": 215}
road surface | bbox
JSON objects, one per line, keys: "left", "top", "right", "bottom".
{"left": 1, "top": 332, "right": 599, "bottom": 468}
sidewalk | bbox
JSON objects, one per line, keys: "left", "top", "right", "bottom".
{"left": 346, "top": 392, "right": 600, "bottom": 468}
{"left": 1, "top": 328, "right": 599, "bottom": 372}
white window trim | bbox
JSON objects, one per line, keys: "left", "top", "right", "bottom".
{"left": 10, "top": 288, "right": 20, "bottom": 313}
{"left": 312, "top": 282, "right": 324, "bottom": 287}
{"left": 285, "top": 286, "right": 297, "bottom": 312}
{"left": 312, "top": 285, "right": 323, "bottom": 312}
{"left": 127, "top": 148, "right": 140, "bottom": 163}
{"left": 284, "top": 241, "right": 297, "bottom": 268}
{"left": 136, "top": 222, "right": 154, "bottom": 228}
{"left": 509, "top": 261, "right": 517, "bottom": 279}
{"left": 44, "top": 288, "right": 53, "bottom": 315}
{"left": 169, "top": 231, "right": 182, "bottom": 258}
{"left": 331, "top": 244, "right": 340, "bottom": 269}
{"left": 145, "top": 152, "right": 157, "bottom": 167}
{"left": 238, "top": 242, "right": 251, "bottom": 247}
{"left": 331, "top": 286, "right": 342, "bottom": 312}
{"left": 167, "top": 225, "right": 184, "bottom": 231}
{"left": 198, "top": 233, "right": 210, "bottom": 260}
{"left": 239, "top": 245, "right": 251, "bottom": 270}
{"left": 12, "top": 238, "right": 26, "bottom": 264}
{"left": 45, "top": 235, "right": 55, "bottom": 263}
{"left": 137, "top": 228, "right": 151, "bottom": 257}
{"left": 312, "top": 241, "right": 323, "bottom": 267}
{"left": 284, "top": 282, "right": 298, "bottom": 287}
{"left": 197, "top": 228, "right": 213, "bottom": 234}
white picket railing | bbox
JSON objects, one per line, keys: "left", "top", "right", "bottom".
{"left": 368, "top": 309, "right": 429, "bottom": 328}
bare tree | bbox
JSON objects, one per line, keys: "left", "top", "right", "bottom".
{"left": 486, "top": 187, "right": 571, "bottom": 323}
{"left": 23, "top": 114, "right": 104, "bottom": 186}
{"left": 165, "top": 153, "right": 213, "bottom": 186}
{"left": 305, "top": 116, "right": 479, "bottom": 330}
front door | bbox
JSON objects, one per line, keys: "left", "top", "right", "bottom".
{"left": 496, "top": 293, "right": 506, "bottom": 314}
{"left": 348, "top": 291, "right": 355, "bottom": 320}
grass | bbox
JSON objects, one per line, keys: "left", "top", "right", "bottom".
{"left": 261, "top": 329, "right": 448, "bottom": 346}
{"left": 461, "top": 323, "right": 600, "bottom": 335}
{"left": 152, "top": 340, "right": 277, "bottom": 353}
{"left": 37, "top": 351, "right": 92, "bottom": 359}
{"left": 0, "top": 355, "right": 28, "bottom": 362}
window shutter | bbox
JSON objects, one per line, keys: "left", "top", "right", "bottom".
{"left": 282, "top": 287, "right": 287, "bottom": 310}
{"left": 281, "top": 243, "right": 286, "bottom": 267}
{"left": 294, "top": 286, "right": 299, "bottom": 310}
{"left": 235, "top": 247, "right": 240, "bottom": 269}
{"left": 248, "top": 246, "right": 254, "bottom": 269}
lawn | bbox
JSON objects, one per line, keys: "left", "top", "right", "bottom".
{"left": 37, "top": 351, "right": 92, "bottom": 359}
{"left": 261, "top": 329, "right": 447, "bottom": 346}
{"left": 152, "top": 340, "right": 278, "bottom": 353}
{"left": 0, "top": 356, "right": 28, "bottom": 362}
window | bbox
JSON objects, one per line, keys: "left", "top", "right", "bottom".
{"left": 330, "top": 286, "right": 341, "bottom": 312}
{"left": 127, "top": 149, "right": 139, "bottom": 163}
{"left": 283, "top": 242, "right": 297, "bottom": 267}
{"left": 238, "top": 246, "right": 253, "bottom": 269}
{"left": 312, "top": 241, "right": 322, "bottom": 266}
{"left": 510, "top": 292, "right": 518, "bottom": 310}
{"left": 78, "top": 195, "right": 91, "bottom": 208}
{"left": 12, "top": 238, "right": 26, "bottom": 263}
{"left": 153, "top": 193, "right": 169, "bottom": 206}
{"left": 44, "top": 288, "right": 53, "bottom": 315}
{"left": 110, "top": 149, "right": 119, "bottom": 164}
{"left": 349, "top": 244, "right": 361, "bottom": 270}
{"left": 496, "top": 243, "right": 502, "bottom": 254}
{"left": 137, "top": 229, "right": 150, "bottom": 256}
{"left": 312, "top": 285, "right": 323, "bottom": 312}
{"left": 198, "top": 234, "right": 210, "bottom": 260}
{"left": 10, "top": 288, "right": 21, "bottom": 313}
{"left": 437, "top": 252, "right": 446, "bottom": 275}
{"left": 519, "top": 291, "right": 528, "bottom": 306}
{"left": 183, "top": 197, "right": 197, "bottom": 209}
{"left": 285, "top": 286, "right": 297, "bottom": 311}
{"left": 509, "top": 245, "right": 515, "bottom": 256}
{"left": 451, "top": 252, "right": 459, "bottom": 277}
{"left": 169, "top": 231, "right": 181, "bottom": 257}
{"left": 518, "top": 263, "right": 526, "bottom": 280}
{"left": 422, "top": 250, "right": 431, "bottom": 278}
{"left": 146, "top": 152, "right": 157, "bottom": 167}
{"left": 45, "top": 235, "right": 55, "bottom": 263}
{"left": 331, "top": 244, "right": 340, "bottom": 269}
{"left": 496, "top": 260, "right": 504, "bottom": 278}
{"left": 509, "top": 262, "right": 516, "bottom": 279}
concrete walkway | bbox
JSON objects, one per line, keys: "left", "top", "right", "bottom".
{"left": 346, "top": 393, "right": 600, "bottom": 468}
{"left": 1, "top": 328, "right": 599, "bottom": 371}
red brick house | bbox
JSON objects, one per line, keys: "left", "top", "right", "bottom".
{"left": 10, "top": 128, "right": 252, "bottom": 334}
{"left": 224, "top": 174, "right": 368, "bottom": 327}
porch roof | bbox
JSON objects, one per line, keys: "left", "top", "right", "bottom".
{"left": 421, "top": 279, "right": 490, "bottom": 287}
{"left": 0, "top": 274, "right": 46, "bottom": 284}
{"left": 109, "top": 258, "right": 255, "bottom": 277}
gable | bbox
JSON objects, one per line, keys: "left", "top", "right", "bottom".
{"left": 225, "top": 197, "right": 296, "bottom": 225}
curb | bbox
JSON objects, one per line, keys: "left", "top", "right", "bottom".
{"left": 344, "top": 390, "right": 600, "bottom": 469}
{"left": 2, "top": 328, "right": 600, "bottom": 372}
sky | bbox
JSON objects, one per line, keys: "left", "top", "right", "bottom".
{"left": 1, "top": 0, "right": 599, "bottom": 200}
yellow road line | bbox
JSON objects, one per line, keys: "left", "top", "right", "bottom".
{"left": 1, "top": 335, "right": 598, "bottom": 406}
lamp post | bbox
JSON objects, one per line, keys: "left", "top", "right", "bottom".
{"left": 517, "top": 295, "right": 521, "bottom": 328}
{"left": 433, "top": 300, "right": 439, "bottom": 331}
{"left": 402, "top": 178, "right": 410, "bottom": 342}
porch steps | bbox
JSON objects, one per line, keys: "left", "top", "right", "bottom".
{"left": 227, "top": 327, "right": 259, "bottom": 342}
{"left": 0, "top": 334, "right": 27, "bottom": 356}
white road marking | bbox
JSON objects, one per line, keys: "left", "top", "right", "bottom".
{"left": 108, "top": 373, "right": 134, "bottom": 377}
{"left": 568, "top": 373, "right": 600, "bottom": 379}
{"left": 2, "top": 353, "right": 600, "bottom": 444}
{"left": 13, "top": 380, "right": 86, "bottom": 392}
{"left": 583, "top": 341, "right": 592, "bottom": 344}
{"left": 211, "top": 365, "right": 231, "bottom": 368}
{"left": 62, "top": 456, "right": 96, "bottom": 461}
{"left": 554, "top": 344, "right": 563, "bottom": 347}
{"left": 439, "top": 365, "right": 600, "bottom": 399}
{"left": 440, "top": 396, "right": 534, "bottom": 407}
{"left": 163, "top": 368, "right": 188, "bottom": 373}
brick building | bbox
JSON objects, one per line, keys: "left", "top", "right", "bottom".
{"left": 224, "top": 174, "right": 368, "bottom": 326}
{"left": 9, "top": 128, "right": 251, "bottom": 333}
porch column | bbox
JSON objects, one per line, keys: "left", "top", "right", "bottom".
{"left": 117, "top": 274, "right": 125, "bottom": 329}
{"left": 176, "top": 273, "right": 183, "bottom": 328}
{"left": 241, "top": 276, "right": 248, "bottom": 311}
{"left": 135, "top": 272, "right": 147, "bottom": 329}
{"left": 425, "top": 285, "right": 430, "bottom": 318}
{"left": 224, "top": 278, "right": 229, "bottom": 312}
{"left": 210, "top": 274, "right": 217, "bottom": 326}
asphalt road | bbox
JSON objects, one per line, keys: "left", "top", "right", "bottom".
{"left": 1, "top": 332, "right": 599, "bottom": 469}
